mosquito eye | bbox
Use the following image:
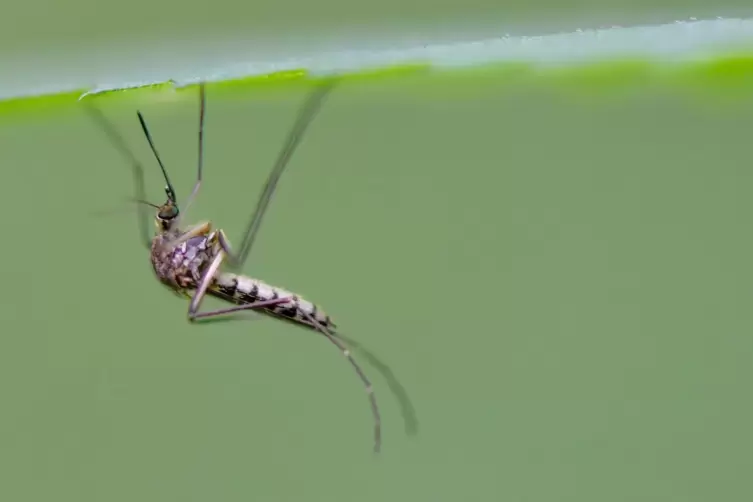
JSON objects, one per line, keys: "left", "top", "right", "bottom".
{"left": 159, "top": 206, "right": 179, "bottom": 219}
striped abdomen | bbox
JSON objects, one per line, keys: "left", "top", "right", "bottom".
{"left": 210, "top": 272, "right": 336, "bottom": 330}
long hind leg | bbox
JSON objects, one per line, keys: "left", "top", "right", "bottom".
{"left": 300, "top": 311, "right": 382, "bottom": 454}
{"left": 187, "top": 245, "right": 381, "bottom": 453}
{"left": 176, "top": 83, "right": 206, "bottom": 227}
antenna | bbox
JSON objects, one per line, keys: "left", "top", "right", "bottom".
{"left": 137, "top": 111, "right": 177, "bottom": 204}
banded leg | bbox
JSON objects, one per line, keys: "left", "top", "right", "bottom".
{"left": 187, "top": 250, "right": 293, "bottom": 321}
{"left": 301, "top": 311, "right": 382, "bottom": 454}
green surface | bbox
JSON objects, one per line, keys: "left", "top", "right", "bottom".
{"left": 1, "top": 73, "right": 753, "bottom": 501}
{"left": 6, "top": 55, "right": 753, "bottom": 120}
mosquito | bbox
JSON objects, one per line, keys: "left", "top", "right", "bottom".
{"left": 88, "top": 81, "right": 383, "bottom": 453}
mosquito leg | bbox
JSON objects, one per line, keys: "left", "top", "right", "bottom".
{"left": 216, "top": 229, "right": 242, "bottom": 269}
{"left": 335, "top": 333, "right": 419, "bottom": 437}
{"left": 197, "top": 228, "right": 250, "bottom": 271}
{"left": 82, "top": 101, "right": 152, "bottom": 250}
{"left": 186, "top": 264, "right": 381, "bottom": 452}
{"left": 187, "top": 250, "right": 224, "bottom": 320}
{"left": 189, "top": 297, "right": 295, "bottom": 321}
{"left": 176, "top": 83, "right": 206, "bottom": 228}
{"left": 230, "top": 81, "right": 337, "bottom": 273}
{"left": 301, "top": 311, "right": 382, "bottom": 454}
{"left": 187, "top": 249, "right": 293, "bottom": 321}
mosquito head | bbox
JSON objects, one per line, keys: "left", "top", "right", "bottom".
{"left": 155, "top": 186, "right": 180, "bottom": 232}
{"left": 134, "top": 189, "right": 179, "bottom": 234}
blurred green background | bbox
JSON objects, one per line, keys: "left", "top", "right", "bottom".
{"left": 2, "top": 3, "right": 753, "bottom": 502}
{"left": 2, "top": 0, "right": 753, "bottom": 50}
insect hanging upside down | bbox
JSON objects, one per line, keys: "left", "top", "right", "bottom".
{"left": 89, "top": 81, "right": 383, "bottom": 453}
{"left": 149, "top": 197, "right": 338, "bottom": 331}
